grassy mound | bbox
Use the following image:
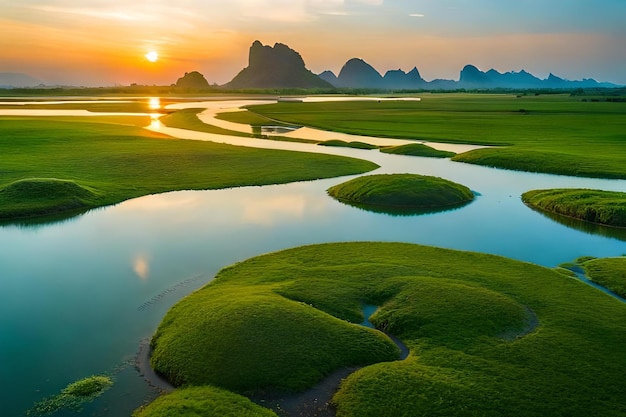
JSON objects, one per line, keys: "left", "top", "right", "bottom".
{"left": 580, "top": 257, "right": 626, "bottom": 298}
{"left": 150, "top": 287, "right": 400, "bottom": 392}
{"left": 133, "top": 386, "right": 277, "bottom": 417}
{"left": 149, "top": 242, "right": 626, "bottom": 416}
{"left": 522, "top": 188, "right": 626, "bottom": 228}
{"left": 317, "top": 140, "right": 378, "bottom": 149}
{"left": 0, "top": 118, "right": 378, "bottom": 220}
{"left": 326, "top": 174, "right": 474, "bottom": 214}
{"left": 0, "top": 178, "right": 98, "bottom": 219}
{"left": 380, "top": 143, "right": 455, "bottom": 158}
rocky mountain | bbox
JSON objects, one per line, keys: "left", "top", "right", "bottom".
{"left": 175, "top": 71, "right": 210, "bottom": 89}
{"left": 383, "top": 67, "right": 427, "bottom": 89}
{"left": 226, "top": 41, "right": 332, "bottom": 89}
{"left": 335, "top": 58, "right": 384, "bottom": 88}
{"left": 0, "top": 72, "right": 43, "bottom": 88}
{"left": 321, "top": 59, "right": 619, "bottom": 90}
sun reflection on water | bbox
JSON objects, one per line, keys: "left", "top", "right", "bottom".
{"left": 148, "top": 97, "right": 161, "bottom": 110}
{"left": 150, "top": 113, "right": 162, "bottom": 129}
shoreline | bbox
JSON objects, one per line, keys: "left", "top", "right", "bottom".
{"left": 135, "top": 338, "right": 175, "bottom": 394}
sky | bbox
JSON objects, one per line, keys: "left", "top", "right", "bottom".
{"left": 1, "top": 0, "right": 625, "bottom": 86}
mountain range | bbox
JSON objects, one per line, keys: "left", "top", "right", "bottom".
{"left": 225, "top": 41, "right": 619, "bottom": 90}
{"left": 0, "top": 72, "right": 43, "bottom": 88}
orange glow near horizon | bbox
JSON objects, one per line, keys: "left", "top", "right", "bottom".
{"left": 2, "top": 2, "right": 624, "bottom": 86}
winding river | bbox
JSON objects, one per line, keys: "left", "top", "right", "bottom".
{"left": 1, "top": 97, "right": 625, "bottom": 416}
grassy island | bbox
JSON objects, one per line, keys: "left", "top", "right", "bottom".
{"left": 0, "top": 117, "right": 378, "bottom": 221}
{"left": 380, "top": 143, "right": 455, "bottom": 158}
{"left": 318, "top": 139, "right": 378, "bottom": 149}
{"left": 326, "top": 174, "right": 474, "bottom": 214}
{"left": 144, "top": 242, "right": 626, "bottom": 417}
{"left": 579, "top": 257, "right": 626, "bottom": 298}
{"left": 522, "top": 188, "right": 626, "bottom": 228}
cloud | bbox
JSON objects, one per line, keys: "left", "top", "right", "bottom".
{"left": 409, "top": 13, "right": 425, "bottom": 17}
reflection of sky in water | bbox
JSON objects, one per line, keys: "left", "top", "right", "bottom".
{"left": 133, "top": 254, "right": 150, "bottom": 280}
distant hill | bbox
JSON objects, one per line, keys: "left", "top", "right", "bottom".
{"left": 0, "top": 72, "right": 43, "bottom": 88}
{"left": 175, "top": 71, "right": 210, "bottom": 89}
{"left": 225, "top": 41, "right": 332, "bottom": 89}
{"left": 320, "top": 59, "right": 620, "bottom": 90}
{"left": 335, "top": 58, "right": 384, "bottom": 88}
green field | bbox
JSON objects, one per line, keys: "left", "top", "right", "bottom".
{"left": 248, "top": 94, "right": 626, "bottom": 178}
{"left": 0, "top": 118, "right": 378, "bottom": 220}
{"left": 144, "top": 242, "right": 626, "bottom": 417}
{"left": 522, "top": 188, "right": 626, "bottom": 228}
{"left": 327, "top": 174, "right": 474, "bottom": 214}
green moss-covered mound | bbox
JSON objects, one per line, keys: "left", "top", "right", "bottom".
{"left": 150, "top": 287, "right": 399, "bottom": 392}
{"left": 580, "top": 257, "right": 626, "bottom": 298}
{"left": 380, "top": 143, "right": 455, "bottom": 158}
{"left": 327, "top": 174, "right": 474, "bottom": 214}
{"left": 317, "top": 140, "right": 378, "bottom": 150}
{"left": 0, "top": 178, "right": 98, "bottom": 219}
{"left": 133, "top": 386, "right": 277, "bottom": 417}
{"left": 149, "top": 242, "right": 626, "bottom": 416}
{"left": 522, "top": 188, "right": 626, "bottom": 228}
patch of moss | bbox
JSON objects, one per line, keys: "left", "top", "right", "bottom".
{"left": 27, "top": 375, "right": 113, "bottom": 416}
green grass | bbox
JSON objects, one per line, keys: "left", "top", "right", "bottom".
{"left": 160, "top": 108, "right": 254, "bottom": 137}
{"left": 522, "top": 188, "right": 626, "bottom": 228}
{"left": 0, "top": 118, "right": 378, "bottom": 220}
{"left": 318, "top": 140, "right": 378, "bottom": 149}
{"left": 326, "top": 174, "right": 474, "bottom": 214}
{"left": 580, "top": 257, "right": 626, "bottom": 298}
{"left": 248, "top": 94, "right": 626, "bottom": 178}
{"left": 147, "top": 242, "right": 626, "bottom": 417}
{"left": 27, "top": 375, "right": 113, "bottom": 416}
{"left": 380, "top": 143, "right": 455, "bottom": 158}
{"left": 133, "top": 386, "right": 277, "bottom": 417}
{"left": 150, "top": 286, "right": 400, "bottom": 392}
{"left": 216, "top": 109, "right": 294, "bottom": 128}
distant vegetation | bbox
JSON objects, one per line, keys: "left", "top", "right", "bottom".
{"left": 327, "top": 174, "right": 474, "bottom": 214}
{"left": 0, "top": 118, "right": 377, "bottom": 220}
{"left": 380, "top": 143, "right": 455, "bottom": 158}
{"left": 580, "top": 257, "right": 626, "bottom": 298}
{"left": 522, "top": 189, "right": 626, "bottom": 228}
{"left": 133, "top": 386, "right": 277, "bottom": 417}
{"left": 144, "top": 242, "right": 626, "bottom": 417}
{"left": 249, "top": 94, "right": 626, "bottom": 179}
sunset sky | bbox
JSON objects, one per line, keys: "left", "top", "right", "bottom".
{"left": 1, "top": 0, "right": 625, "bottom": 86}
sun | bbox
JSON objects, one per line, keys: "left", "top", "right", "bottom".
{"left": 145, "top": 51, "right": 159, "bottom": 62}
